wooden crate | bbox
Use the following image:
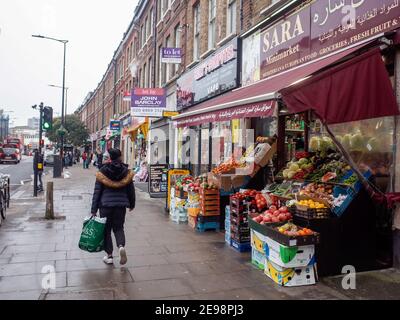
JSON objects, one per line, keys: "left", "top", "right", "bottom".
{"left": 199, "top": 188, "right": 219, "bottom": 196}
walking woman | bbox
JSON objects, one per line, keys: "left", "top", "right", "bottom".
{"left": 90, "top": 148, "right": 135, "bottom": 265}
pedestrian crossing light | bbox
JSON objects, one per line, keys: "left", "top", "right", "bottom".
{"left": 42, "top": 106, "right": 53, "bottom": 131}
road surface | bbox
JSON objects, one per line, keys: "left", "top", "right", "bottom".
{"left": 0, "top": 156, "right": 49, "bottom": 194}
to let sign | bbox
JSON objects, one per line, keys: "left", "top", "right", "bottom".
{"left": 131, "top": 88, "right": 167, "bottom": 118}
{"left": 161, "top": 48, "right": 182, "bottom": 64}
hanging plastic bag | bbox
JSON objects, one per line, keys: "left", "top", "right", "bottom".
{"left": 78, "top": 216, "right": 107, "bottom": 252}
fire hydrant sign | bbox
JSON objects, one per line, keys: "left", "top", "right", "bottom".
{"left": 131, "top": 88, "right": 166, "bottom": 117}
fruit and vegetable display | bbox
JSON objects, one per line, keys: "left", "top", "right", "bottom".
{"left": 212, "top": 156, "right": 245, "bottom": 174}
{"left": 277, "top": 222, "right": 315, "bottom": 236}
{"left": 282, "top": 157, "right": 314, "bottom": 180}
{"left": 309, "top": 136, "right": 336, "bottom": 153}
{"left": 296, "top": 199, "right": 328, "bottom": 209}
{"left": 175, "top": 176, "right": 194, "bottom": 191}
{"left": 251, "top": 205, "right": 292, "bottom": 225}
{"left": 187, "top": 176, "right": 208, "bottom": 192}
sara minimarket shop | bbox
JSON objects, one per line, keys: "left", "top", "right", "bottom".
{"left": 167, "top": 36, "right": 400, "bottom": 286}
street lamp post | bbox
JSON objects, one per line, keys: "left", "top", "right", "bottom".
{"left": 32, "top": 35, "right": 68, "bottom": 170}
{"left": 49, "top": 85, "right": 69, "bottom": 117}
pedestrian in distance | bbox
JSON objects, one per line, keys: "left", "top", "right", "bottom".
{"left": 82, "top": 151, "right": 88, "bottom": 169}
{"left": 90, "top": 148, "right": 135, "bottom": 265}
{"left": 97, "top": 149, "right": 103, "bottom": 170}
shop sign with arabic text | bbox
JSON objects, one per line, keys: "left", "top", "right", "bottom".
{"left": 244, "top": 0, "right": 400, "bottom": 82}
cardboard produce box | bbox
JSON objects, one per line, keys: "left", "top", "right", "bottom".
{"left": 251, "top": 247, "right": 266, "bottom": 270}
{"left": 264, "top": 257, "right": 318, "bottom": 287}
{"left": 252, "top": 229, "right": 315, "bottom": 268}
{"left": 245, "top": 141, "right": 277, "bottom": 168}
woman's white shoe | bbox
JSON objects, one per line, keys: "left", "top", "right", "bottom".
{"left": 119, "top": 247, "right": 127, "bottom": 265}
{"left": 103, "top": 256, "right": 114, "bottom": 265}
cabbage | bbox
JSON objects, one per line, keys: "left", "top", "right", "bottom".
{"left": 350, "top": 133, "right": 365, "bottom": 151}
{"left": 289, "top": 163, "right": 300, "bottom": 172}
{"left": 287, "top": 170, "right": 296, "bottom": 179}
{"left": 309, "top": 136, "right": 321, "bottom": 151}
{"left": 283, "top": 169, "right": 290, "bottom": 178}
{"left": 342, "top": 134, "right": 352, "bottom": 150}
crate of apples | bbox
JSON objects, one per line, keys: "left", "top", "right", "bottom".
{"left": 277, "top": 222, "right": 314, "bottom": 237}
{"left": 252, "top": 205, "right": 292, "bottom": 225}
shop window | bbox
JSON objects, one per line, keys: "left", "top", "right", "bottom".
{"left": 211, "top": 121, "right": 232, "bottom": 169}
{"left": 200, "top": 126, "right": 210, "bottom": 174}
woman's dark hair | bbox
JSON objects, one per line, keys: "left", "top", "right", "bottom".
{"left": 108, "top": 148, "right": 122, "bottom": 161}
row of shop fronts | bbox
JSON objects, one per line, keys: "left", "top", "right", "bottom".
{"left": 161, "top": 0, "right": 400, "bottom": 272}
{"left": 80, "top": 0, "right": 400, "bottom": 274}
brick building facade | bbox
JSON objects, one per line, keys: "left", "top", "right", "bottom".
{"left": 76, "top": 0, "right": 288, "bottom": 166}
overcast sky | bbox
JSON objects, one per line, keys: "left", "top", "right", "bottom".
{"left": 0, "top": 0, "right": 138, "bottom": 127}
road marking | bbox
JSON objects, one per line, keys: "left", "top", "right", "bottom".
{"left": 11, "top": 190, "right": 25, "bottom": 199}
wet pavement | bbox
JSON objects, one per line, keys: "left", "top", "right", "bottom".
{"left": 0, "top": 165, "right": 399, "bottom": 300}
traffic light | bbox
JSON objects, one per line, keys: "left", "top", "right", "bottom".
{"left": 42, "top": 106, "right": 53, "bottom": 131}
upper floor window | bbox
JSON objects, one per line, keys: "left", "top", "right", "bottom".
{"left": 208, "top": 0, "right": 216, "bottom": 50}
{"left": 165, "top": 35, "right": 172, "bottom": 82}
{"left": 140, "top": 25, "right": 145, "bottom": 48}
{"left": 227, "top": 0, "right": 237, "bottom": 35}
{"left": 193, "top": 3, "right": 200, "bottom": 61}
{"left": 149, "top": 8, "right": 154, "bottom": 38}
{"left": 174, "top": 24, "right": 181, "bottom": 75}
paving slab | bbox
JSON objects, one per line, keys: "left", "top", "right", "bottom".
{"left": 121, "top": 278, "right": 195, "bottom": 299}
{"left": 67, "top": 269, "right": 133, "bottom": 287}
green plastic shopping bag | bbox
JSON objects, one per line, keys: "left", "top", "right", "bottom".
{"left": 78, "top": 216, "right": 107, "bottom": 252}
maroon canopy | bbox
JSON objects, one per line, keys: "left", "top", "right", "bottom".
{"left": 282, "top": 48, "right": 399, "bottom": 124}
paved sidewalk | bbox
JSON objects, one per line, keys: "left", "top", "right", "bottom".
{"left": 0, "top": 165, "right": 399, "bottom": 300}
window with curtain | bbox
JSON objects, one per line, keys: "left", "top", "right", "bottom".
{"left": 208, "top": 0, "right": 216, "bottom": 50}
{"left": 165, "top": 35, "right": 172, "bottom": 82}
{"left": 157, "top": 0, "right": 162, "bottom": 22}
{"left": 193, "top": 3, "right": 200, "bottom": 61}
{"left": 227, "top": 0, "right": 237, "bottom": 35}
{"left": 149, "top": 8, "right": 153, "bottom": 38}
{"left": 143, "top": 63, "right": 147, "bottom": 88}
{"left": 158, "top": 45, "right": 164, "bottom": 86}
{"left": 140, "top": 25, "right": 145, "bottom": 48}
{"left": 148, "top": 57, "right": 152, "bottom": 87}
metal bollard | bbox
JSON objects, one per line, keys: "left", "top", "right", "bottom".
{"left": 45, "top": 181, "right": 54, "bottom": 220}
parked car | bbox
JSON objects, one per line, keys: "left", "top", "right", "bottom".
{"left": 0, "top": 145, "right": 21, "bottom": 164}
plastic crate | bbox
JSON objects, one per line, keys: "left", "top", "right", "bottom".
{"left": 225, "top": 231, "right": 232, "bottom": 245}
{"left": 198, "top": 215, "right": 220, "bottom": 224}
{"left": 331, "top": 186, "right": 354, "bottom": 217}
{"left": 294, "top": 206, "right": 331, "bottom": 219}
{"left": 231, "top": 239, "right": 251, "bottom": 252}
{"left": 196, "top": 221, "right": 220, "bottom": 232}
{"left": 338, "top": 170, "right": 372, "bottom": 195}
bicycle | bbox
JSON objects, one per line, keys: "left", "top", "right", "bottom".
{"left": 0, "top": 174, "right": 10, "bottom": 223}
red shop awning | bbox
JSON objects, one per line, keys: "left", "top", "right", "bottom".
{"left": 173, "top": 41, "right": 374, "bottom": 128}
{"left": 282, "top": 48, "right": 399, "bottom": 124}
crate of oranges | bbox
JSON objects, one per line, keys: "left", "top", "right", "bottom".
{"left": 294, "top": 197, "right": 331, "bottom": 219}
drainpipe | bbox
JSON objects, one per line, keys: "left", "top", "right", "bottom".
{"left": 153, "top": 0, "right": 158, "bottom": 88}
{"left": 240, "top": 0, "right": 244, "bottom": 32}
{"left": 113, "top": 59, "right": 117, "bottom": 117}
{"left": 393, "top": 46, "right": 400, "bottom": 269}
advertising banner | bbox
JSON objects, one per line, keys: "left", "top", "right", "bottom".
{"left": 109, "top": 120, "right": 121, "bottom": 131}
{"left": 176, "top": 37, "right": 238, "bottom": 111}
{"left": 161, "top": 47, "right": 182, "bottom": 64}
{"left": 131, "top": 88, "right": 166, "bottom": 117}
{"left": 242, "top": 0, "right": 400, "bottom": 82}
{"left": 176, "top": 100, "right": 276, "bottom": 128}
